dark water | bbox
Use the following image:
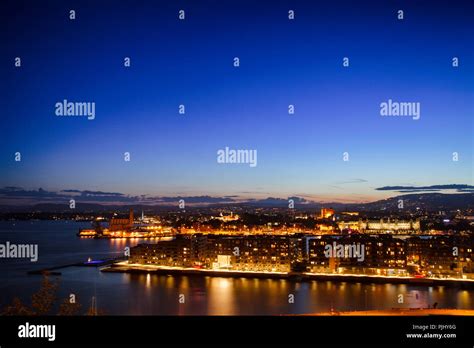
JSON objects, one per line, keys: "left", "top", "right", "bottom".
{"left": 0, "top": 221, "right": 473, "bottom": 315}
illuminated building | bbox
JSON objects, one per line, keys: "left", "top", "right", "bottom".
{"left": 342, "top": 212, "right": 359, "bottom": 216}
{"left": 212, "top": 212, "right": 240, "bottom": 222}
{"left": 130, "top": 235, "right": 297, "bottom": 272}
{"left": 109, "top": 208, "right": 134, "bottom": 231}
{"left": 359, "top": 218, "right": 420, "bottom": 234}
{"left": 407, "top": 236, "right": 474, "bottom": 277}
{"left": 320, "top": 208, "right": 335, "bottom": 219}
{"left": 295, "top": 214, "right": 309, "bottom": 220}
{"left": 128, "top": 234, "right": 474, "bottom": 278}
{"left": 317, "top": 224, "right": 336, "bottom": 233}
{"left": 78, "top": 208, "right": 173, "bottom": 238}
{"left": 338, "top": 219, "right": 421, "bottom": 234}
{"left": 130, "top": 234, "right": 207, "bottom": 267}
{"left": 206, "top": 235, "right": 295, "bottom": 272}
{"left": 306, "top": 235, "right": 407, "bottom": 275}
{"left": 337, "top": 221, "right": 360, "bottom": 232}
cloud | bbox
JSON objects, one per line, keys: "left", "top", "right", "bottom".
{"left": 458, "top": 188, "right": 474, "bottom": 192}
{"left": 288, "top": 196, "right": 310, "bottom": 203}
{"left": 375, "top": 184, "right": 474, "bottom": 193}
{"left": 62, "top": 189, "right": 126, "bottom": 197}
{"left": 245, "top": 196, "right": 310, "bottom": 206}
{"left": 62, "top": 189, "right": 137, "bottom": 202}
{"left": 0, "top": 187, "right": 243, "bottom": 205}
{"left": 334, "top": 179, "right": 368, "bottom": 185}
{"left": 395, "top": 190, "right": 441, "bottom": 193}
{"left": 0, "top": 187, "right": 63, "bottom": 199}
{"left": 148, "top": 196, "right": 236, "bottom": 203}
{"left": 3, "top": 184, "right": 471, "bottom": 207}
{"left": 0, "top": 187, "right": 136, "bottom": 203}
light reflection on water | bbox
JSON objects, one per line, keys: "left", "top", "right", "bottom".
{"left": 0, "top": 221, "right": 473, "bottom": 315}
{"left": 95, "top": 271, "right": 473, "bottom": 315}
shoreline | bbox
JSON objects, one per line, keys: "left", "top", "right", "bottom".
{"left": 307, "top": 308, "right": 474, "bottom": 316}
{"left": 102, "top": 263, "right": 474, "bottom": 288}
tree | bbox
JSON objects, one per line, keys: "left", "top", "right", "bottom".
{"left": 2, "top": 273, "right": 91, "bottom": 316}
{"left": 1, "top": 297, "right": 33, "bottom": 316}
{"left": 58, "top": 297, "right": 82, "bottom": 316}
{"left": 31, "top": 273, "right": 59, "bottom": 315}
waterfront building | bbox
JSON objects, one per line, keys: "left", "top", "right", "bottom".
{"left": 205, "top": 235, "right": 293, "bottom": 272}
{"left": 109, "top": 208, "right": 134, "bottom": 231}
{"left": 128, "top": 234, "right": 474, "bottom": 278}
{"left": 406, "top": 236, "right": 474, "bottom": 277}
{"left": 305, "top": 235, "right": 406, "bottom": 275}
{"left": 130, "top": 234, "right": 294, "bottom": 272}
{"left": 129, "top": 234, "right": 207, "bottom": 267}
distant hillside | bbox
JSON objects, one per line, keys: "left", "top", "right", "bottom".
{"left": 350, "top": 193, "right": 474, "bottom": 211}
{"left": 0, "top": 193, "right": 472, "bottom": 213}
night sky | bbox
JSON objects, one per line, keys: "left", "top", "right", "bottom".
{"left": 0, "top": 0, "right": 473, "bottom": 204}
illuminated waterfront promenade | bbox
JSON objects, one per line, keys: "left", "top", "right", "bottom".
{"left": 309, "top": 309, "right": 474, "bottom": 316}
{"left": 102, "top": 262, "right": 474, "bottom": 287}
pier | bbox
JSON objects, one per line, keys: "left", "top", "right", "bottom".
{"left": 27, "top": 256, "right": 127, "bottom": 275}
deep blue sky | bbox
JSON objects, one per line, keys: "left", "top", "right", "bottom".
{"left": 0, "top": 0, "right": 473, "bottom": 204}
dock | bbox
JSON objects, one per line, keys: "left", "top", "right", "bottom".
{"left": 27, "top": 256, "right": 127, "bottom": 275}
